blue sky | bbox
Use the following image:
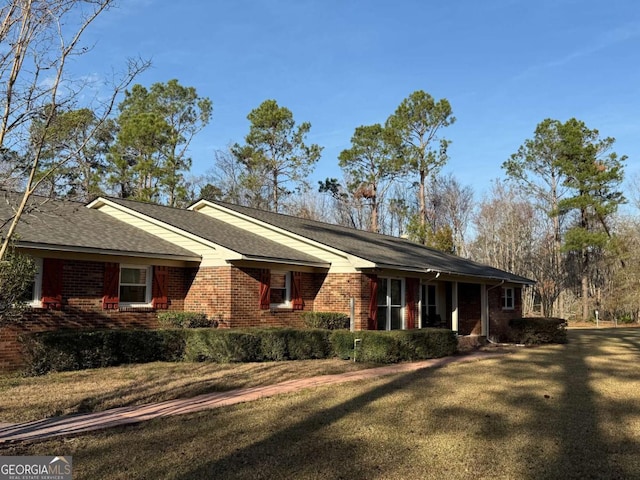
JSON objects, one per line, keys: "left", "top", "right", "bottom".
{"left": 73, "top": 0, "right": 640, "bottom": 200}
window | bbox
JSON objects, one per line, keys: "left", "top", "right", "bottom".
{"left": 120, "top": 265, "right": 152, "bottom": 305}
{"left": 377, "top": 278, "right": 404, "bottom": 330}
{"left": 420, "top": 284, "right": 438, "bottom": 327}
{"left": 19, "top": 257, "right": 43, "bottom": 307}
{"left": 502, "top": 287, "right": 514, "bottom": 310}
{"left": 270, "top": 270, "right": 291, "bottom": 307}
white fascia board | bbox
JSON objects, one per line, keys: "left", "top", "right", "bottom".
{"left": 87, "top": 198, "right": 243, "bottom": 261}
{"left": 16, "top": 241, "right": 202, "bottom": 262}
{"left": 189, "top": 200, "right": 376, "bottom": 269}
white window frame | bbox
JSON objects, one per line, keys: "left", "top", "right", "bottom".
{"left": 23, "top": 257, "right": 43, "bottom": 308}
{"left": 119, "top": 264, "right": 152, "bottom": 307}
{"left": 419, "top": 283, "right": 438, "bottom": 328}
{"left": 377, "top": 277, "right": 405, "bottom": 330}
{"left": 270, "top": 270, "right": 291, "bottom": 308}
{"left": 502, "top": 287, "right": 515, "bottom": 310}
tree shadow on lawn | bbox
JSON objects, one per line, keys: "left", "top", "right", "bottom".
{"left": 69, "top": 365, "right": 445, "bottom": 480}
{"left": 500, "top": 329, "right": 640, "bottom": 480}
{"left": 27, "top": 330, "right": 640, "bottom": 479}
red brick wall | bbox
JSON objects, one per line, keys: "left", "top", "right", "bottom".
{"left": 458, "top": 283, "right": 482, "bottom": 335}
{"left": 488, "top": 286, "right": 523, "bottom": 341}
{"left": 183, "top": 265, "right": 232, "bottom": 320}
{"left": 183, "top": 266, "right": 323, "bottom": 328}
{"left": 0, "top": 259, "right": 189, "bottom": 371}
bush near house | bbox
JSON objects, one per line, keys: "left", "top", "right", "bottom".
{"left": 301, "top": 312, "right": 350, "bottom": 330}
{"left": 330, "top": 329, "right": 458, "bottom": 363}
{"left": 157, "top": 311, "right": 219, "bottom": 328}
{"left": 20, "top": 327, "right": 458, "bottom": 375}
{"left": 21, "top": 329, "right": 186, "bottom": 376}
{"left": 507, "top": 317, "right": 568, "bottom": 344}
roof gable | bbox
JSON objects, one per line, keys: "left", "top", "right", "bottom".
{"left": 0, "top": 192, "right": 199, "bottom": 260}
{"left": 190, "top": 199, "right": 534, "bottom": 284}
{"left": 92, "top": 197, "right": 328, "bottom": 267}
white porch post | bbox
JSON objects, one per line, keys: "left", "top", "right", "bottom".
{"left": 481, "top": 284, "right": 488, "bottom": 336}
{"left": 451, "top": 281, "right": 458, "bottom": 333}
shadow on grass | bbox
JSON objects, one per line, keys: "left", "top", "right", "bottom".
{"left": 510, "top": 329, "right": 640, "bottom": 479}
{"left": 179, "top": 367, "right": 439, "bottom": 479}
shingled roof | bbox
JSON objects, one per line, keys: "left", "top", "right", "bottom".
{"left": 0, "top": 192, "right": 199, "bottom": 260}
{"left": 100, "top": 197, "right": 328, "bottom": 266}
{"left": 201, "top": 200, "right": 534, "bottom": 284}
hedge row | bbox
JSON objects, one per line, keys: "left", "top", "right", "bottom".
{"left": 507, "top": 317, "right": 568, "bottom": 344}
{"left": 301, "top": 312, "right": 350, "bottom": 330}
{"left": 21, "top": 329, "right": 186, "bottom": 376}
{"left": 20, "top": 327, "right": 458, "bottom": 375}
{"left": 332, "top": 329, "right": 458, "bottom": 363}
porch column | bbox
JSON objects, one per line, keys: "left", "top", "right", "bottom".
{"left": 481, "top": 284, "right": 488, "bottom": 336}
{"left": 451, "top": 281, "right": 458, "bottom": 333}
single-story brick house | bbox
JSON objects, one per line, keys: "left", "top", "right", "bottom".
{"left": 0, "top": 191, "right": 532, "bottom": 369}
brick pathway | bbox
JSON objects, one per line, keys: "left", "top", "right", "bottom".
{"left": 0, "top": 352, "right": 505, "bottom": 444}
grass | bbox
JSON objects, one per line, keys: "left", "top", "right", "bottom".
{"left": 0, "top": 359, "right": 377, "bottom": 423}
{"left": 2, "top": 329, "right": 640, "bottom": 479}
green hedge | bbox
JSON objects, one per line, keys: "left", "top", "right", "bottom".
{"left": 330, "top": 329, "right": 458, "bottom": 363}
{"left": 21, "top": 327, "right": 458, "bottom": 375}
{"left": 507, "top": 317, "right": 568, "bottom": 344}
{"left": 157, "top": 311, "right": 218, "bottom": 328}
{"left": 21, "top": 329, "right": 186, "bottom": 375}
{"left": 301, "top": 312, "right": 350, "bottom": 330}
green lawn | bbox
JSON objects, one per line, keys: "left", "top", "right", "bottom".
{"left": 2, "top": 329, "right": 640, "bottom": 479}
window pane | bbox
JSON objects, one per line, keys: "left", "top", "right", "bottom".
{"left": 377, "top": 279, "right": 387, "bottom": 306}
{"left": 390, "top": 279, "right": 402, "bottom": 305}
{"left": 271, "top": 272, "right": 286, "bottom": 289}
{"left": 270, "top": 288, "right": 286, "bottom": 305}
{"left": 121, "top": 285, "right": 146, "bottom": 303}
{"left": 390, "top": 307, "right": 402, "bottom": 330}
{"left": 427, "top": 285, "right": 436, "bottom": 307}
{"left": 121, "top": 268, "right": 145, "bottom": 285}
{"left": 19, "top": 282, "right": 35, "bottom": 303}
{"left": 376, "top": 307, "right": 387, "bottom": 330}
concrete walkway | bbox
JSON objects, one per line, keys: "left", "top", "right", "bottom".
{"left": 0, "top": 351, "right": 505, "bottom": 444}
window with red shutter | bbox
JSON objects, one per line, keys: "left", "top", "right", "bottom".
{"left": 152, "top": 266, "right": 169, "bottom": 310}
{"left": 259, "top": 269, "right": 271, "bottom": 310}
{"left": 292, "top": 271, "right": 304, "bottom": 310}
{"left": 368, "top": 275, "right": 378, "bottom": 330}
{"left": 102, "top": 262, "right": 120, "bottom": 310}
{"left": 41, "top": 258, "right": 63, "bottom": 310}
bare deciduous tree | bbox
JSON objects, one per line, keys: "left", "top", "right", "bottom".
{"left": 0, "top": 0, "right": 148, "bottom": 260}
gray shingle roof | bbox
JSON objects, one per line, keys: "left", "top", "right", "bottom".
{"left": 103, "top": 197, "right": 327, "bottom": 265}
{"left": 0, "top": 192, "right": 199, "bottom": 260}
{"left": 207, "top": 201, "right": 534, "bottom": 284}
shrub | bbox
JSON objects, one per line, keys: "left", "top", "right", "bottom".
{"left": 182, "top": 329, "right": 262, "bottom": 362}
{"left": 301, "top": 312, "right": 350, "bottom": 330}
{"left": 286, "top": 329, "right": 332, "bottom": 360}
{"left": 330, "top": 329, "right": 457, "bottom": 363}
{"left": 330, "top": 330, "right": 356, "bottom": 360}
{"left": 157, "top": 311, "right": 217, "bottom": 328}
{"left": 251, "top": 328, "right": 332, "bottom": 361}
{"left": 21, "top": 329, "right": 186, "bottom": 375}
{"left": 507, "top": 317, "right": 568, "bottom": 344}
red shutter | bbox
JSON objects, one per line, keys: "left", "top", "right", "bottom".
{"left": 152, "top": 266, "right": 169, "bottom": 310}
{"left": 406, "top": 278, "right": 418, "bottom": 329}
{"left": 259, "top": 269, "right": 271, "bottom": 310}
{"left": 368, "top": 275, "right": 378, "bottom": 330}
{"left": 41, "top": 258, "right": 63, "bottom": 310}
{"left": 292, "top": 271, "right": 304, "bottom": 310}
{"left": 102, "top": 262, "right": 120, "bottom": 310}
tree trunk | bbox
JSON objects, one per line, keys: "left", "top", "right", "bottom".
{"left": 582, "top": 248, "right": 589, "bottom": 321}
{"left": 418, "top": 167, "right": 426, "bottom": 240}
